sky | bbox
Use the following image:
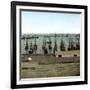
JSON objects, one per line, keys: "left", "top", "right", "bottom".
{"left": 21, "top": 11, "right": 81, "bottom": 34}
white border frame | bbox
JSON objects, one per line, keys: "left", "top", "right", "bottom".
{"left": 16, "top": 6, "right": 85, "bottom": 85}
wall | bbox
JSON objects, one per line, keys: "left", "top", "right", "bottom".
{"left": 0, "top": 0, "right": 89, "bottom": 90}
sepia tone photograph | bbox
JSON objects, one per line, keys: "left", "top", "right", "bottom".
{"left": 20, "top": 10, "right": 80, "bottom": 79}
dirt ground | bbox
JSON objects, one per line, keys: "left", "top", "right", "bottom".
{"left": 20, "top": 55, "right": 80, "bottom": 78}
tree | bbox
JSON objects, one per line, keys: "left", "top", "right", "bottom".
{"left": 53, "top": 34, "right": 57, "bottom": 55}
{"left": 70, "top": 40, "right": 74, "bottom": 50}
{"left": 48, "top": 38, "right": 52, "bottom": 54}
{"left": 68, "top": 39, "right": 75, "bottom": 51}
{"left": 25, "top": 40, "right": 28, "bottom": 54}
{"left": 53, "top": 41, "right": 57, "bottom": 55}
{"left": 42, "top": 40, "right": 48, "bottom": 55}
{"left": 60, "top": 40, "right": 65, "bottom": 51}
{"left": 33, "top": 35, "right": 38, "bottom": 54}
{"left": 68, "top": 39, "right": 71, "bottom": 51}
{"left": 29, "top": 42, "right": 33, "bottom": 54}
{"left": 33, "top": 44, "right": 37, "bottom": 53}
{"left": 76, "top": 39, "right": 80, "bottom": 50}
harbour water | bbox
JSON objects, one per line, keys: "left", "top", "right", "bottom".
{"left": 21, "top": 34, "right": 80, "bottom": 54}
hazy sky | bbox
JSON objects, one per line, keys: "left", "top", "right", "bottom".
{"left": 21, "top": 11, "right": 81, "bottom": 34}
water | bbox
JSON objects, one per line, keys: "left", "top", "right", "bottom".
{"left": 21, "top": 34, "right": 80, "bottom": 54}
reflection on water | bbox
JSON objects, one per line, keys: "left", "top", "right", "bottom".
{"left": 21, "top": 34, "right": 80, "bottom": 54}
